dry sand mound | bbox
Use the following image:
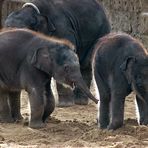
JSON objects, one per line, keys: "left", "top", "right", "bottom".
{"left": 0, "top": 91, "right": 148, "bottom": 147}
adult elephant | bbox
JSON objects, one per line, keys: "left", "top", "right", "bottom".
{"left": 4, "top": 0, "right": 110, "bottom": 106}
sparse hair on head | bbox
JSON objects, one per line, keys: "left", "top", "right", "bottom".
{"left": 0, "top": 28, "right": 76, "bottom": 51}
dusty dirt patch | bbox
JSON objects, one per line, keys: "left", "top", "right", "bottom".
{"left": 0, "top": 91, "right": 148, "bottom": 148}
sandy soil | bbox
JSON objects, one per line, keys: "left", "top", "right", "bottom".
{"left": 0, "top": 88, "right": 148, "bottom": 148}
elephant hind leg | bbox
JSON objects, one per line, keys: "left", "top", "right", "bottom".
{"left": 96, "top": 81, "right": 110, "bottom": 129}
{"left": 8, "top": 91, "right": 23, "bottom": 122}
{"left": 108, "top": 94, "right": 125, "bottom": 130}
{"left": 107, "top": 74, "right": 131, "bottom": 130}
{"left": 94, "top": 71, "right": 110, "bottom": 129}
{"left": 0, "top": 91, "right": 14, "bottom": 123}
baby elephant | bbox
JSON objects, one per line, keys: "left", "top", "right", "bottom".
{"left": 0, "top": 28, "right": 98, "bottom": 128}
{"left": 92, "top": 33, "right": 148, "bottom": 130}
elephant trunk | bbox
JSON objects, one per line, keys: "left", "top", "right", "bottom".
{"left": 75, "top": 78, "right": 99, "bottom": 104}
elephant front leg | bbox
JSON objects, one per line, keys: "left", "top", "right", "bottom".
{"left": 28, "top": 88, "right": 45, "bottom": 128}
{"left": 0, "top": 91, "right": 14, "bottom": 123}
{"left": 108, "top": 93, "right": 125, "bottom": 130}
{"left": 8, "top": 91, "right": 23, "bottom": 122}
{"left": 42, "top": 81, "right": 55, "bottom": 122}
{"left": 136, "top": 95, "right": 148, "bottom": 125}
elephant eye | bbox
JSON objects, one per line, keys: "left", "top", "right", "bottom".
{"left": 73, "top": 48, "right": 76, "bottom": 53}
{"left": 64, "top": 64, "right": 70, "bottom": 73}
{"left": 29, "top": 15, "right": 37, "bottom": 26}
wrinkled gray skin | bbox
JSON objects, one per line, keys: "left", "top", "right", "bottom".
{"left": 92, "top": 33, "right": 148, "bottom": 130}
{"left": 4, "top": 0, "right": 110, "bottom": 107}
{"left": 0, "top": 28, "right": 98, "bottom": 128}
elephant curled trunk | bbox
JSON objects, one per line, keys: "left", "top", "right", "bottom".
{"left": 74, "top": 78, "right": 99, "bottom": 104}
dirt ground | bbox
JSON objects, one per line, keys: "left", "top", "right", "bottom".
{"left": 0, "top": 84, "right": 148, "bottom": 148}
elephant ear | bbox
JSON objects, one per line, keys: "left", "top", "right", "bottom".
{"left": 42, "top": 15, "right": 56, "bottom": 32}
{"left": 31, "top": 47, "right": 52, "bottom": 74}
{"left": 120, "top": 57, "right": 136, "bottom": 84}
{"left": 35, "top": 15, "right": 55, "bottom": 33}
{"left": 45, "top": 15, "right": 56, "bottom": 33}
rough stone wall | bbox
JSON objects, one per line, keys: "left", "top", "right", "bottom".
{"left": 97, "top": 0, "right": 148, "bottom": 49}
{"left": 0, "top": 0, "right": 4, "bottom": 28}
{"left": 1, "top": 0, "right": 25, "bottom": 27}
{"left": 0, "top": 0, "right": 148, "bottom": 48}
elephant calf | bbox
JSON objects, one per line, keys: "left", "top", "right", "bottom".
{"left": 0, "top": 28, "right": 98, "bottom": 128}
{"left": 92, "top": 33, "right": 148, "bottom": 130}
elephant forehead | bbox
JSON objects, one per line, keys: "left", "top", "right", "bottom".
{"left": 56, "top": 55, "right": 72, "bottom": 64}
{"left": 5, "top": 7, "right": 37, "bottom": 28}
{"left": 55, "top": 51, "right": 78, "bottom": 65}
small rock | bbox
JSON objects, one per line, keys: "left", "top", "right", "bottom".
{"left": 0, "top": 135, "right": 5, "bottom": 141}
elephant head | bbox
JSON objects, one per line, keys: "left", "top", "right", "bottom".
{"left": 4, "top": 3, "right": 55, "bottom": 35}
{"left": 120, "top": 56, "right": 148, "bottom": 101}
{"left": 30, "top": 45, "right": 98, "bottom": 104}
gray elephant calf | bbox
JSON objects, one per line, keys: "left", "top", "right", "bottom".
{"left": 0, "top": 28, "right": 98, "bottom": 128}
{"left": 92, "top": 33, "right": 148, "bottom": 130}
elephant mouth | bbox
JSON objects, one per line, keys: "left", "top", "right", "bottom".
{"left": 66, "top": 79, "right": 75, "bottom": 89}
{"left": 65, "top": 77, "right": 98, "bottom": 104}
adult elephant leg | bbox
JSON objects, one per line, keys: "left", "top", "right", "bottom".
{"left": 8, "top": 91, "right": 23, "bottom": 122}
{"left": 0, "top": 91, "right": 13, "bottom": 122}
{"left": 73, "top": 66, "right": 92, "bottom": 105}
{"left": 42, "top": 81, "right": 55, "bottom": 122}
{"left": 56, "top": 83, "right": 75, "bottom": 107}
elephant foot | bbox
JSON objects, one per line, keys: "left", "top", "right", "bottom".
{"left": 57, "top": 96, "right": 74, "bottom": 107}
{"left": 29, "top": 120, "right": 46, "bottom": 129}
{"left": 13, "top": 114, "right": 23, "bottom": 123}
{"left": 74, "top": 97, "right": 89, "bottom": 105}
{"left": 57, "top": 89, "right": 75, "bottom": 107}
{"left": 140, "top": 118, "right": 148, "bottom": 125}
{"left": 99, "top": 121, "right": 109, "bottom": 129}
{"left": 107, "top": 121, "right": 123, "bottom": 130}
{"left": 0, "top": 116, "right": 14, "bottom": 123}
{"left": 73, "top": 87, "right": 89, "bottom": 105}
